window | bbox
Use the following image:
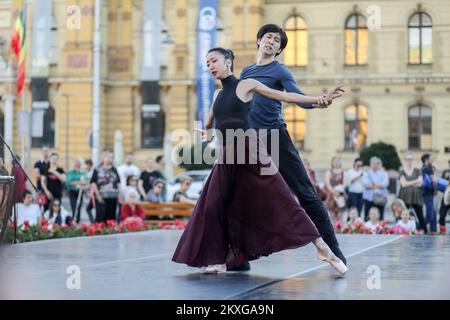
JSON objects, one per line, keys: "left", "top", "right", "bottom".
{"left": 344, "top": 14, "right": 368, "bottom": 65}
{"left": 408, "top": 105, "right": 432, "bottom": 149}
{"left": 344, "top": 104, "right": 368, "bottom": 151}
{"left": 32, "top": 106, "right": 55, "bottom": 148}
{"left": 283, "top": 105, "right": 306, "bottom": 150}
{"left": 284, "top": 15, "right": 308, "bottom": 67}
{"left": 408, "top": 12, "right": 432, "bottom": 65}
{"left": 141, "top": 105, "right": 165, "bottom": 148}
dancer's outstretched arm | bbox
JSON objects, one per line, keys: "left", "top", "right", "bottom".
{"left": 237, "top": 78, "right": 344, "bottom": 105}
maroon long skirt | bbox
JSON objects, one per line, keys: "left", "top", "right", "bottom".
{"left": 172, "top": 134, "right": 320, "bottom": 268}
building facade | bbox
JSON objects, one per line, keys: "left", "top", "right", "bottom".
{"left": 0, "top": 0, "right": 449, "bottom": 175}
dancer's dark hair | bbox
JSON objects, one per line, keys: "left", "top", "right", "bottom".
{"left": 207, "top": 47, "right": 235, "bottom": 72}
{"left": 256, "top": 24, "right": 288, "bottom": 56}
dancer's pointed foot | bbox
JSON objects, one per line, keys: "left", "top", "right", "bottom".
{"left": 314, "top": 238, "right": 348, "bottom": 275}
{"left": 200, "top": 264, "right": 227, "bottom": 274}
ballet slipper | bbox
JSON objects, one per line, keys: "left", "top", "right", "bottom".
{"left": 314, "top": 238, "right": 348, "bottom": 275}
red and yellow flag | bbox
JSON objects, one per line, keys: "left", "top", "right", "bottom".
{"left": 10, "top": 6, "right": 26, "bottom": 96}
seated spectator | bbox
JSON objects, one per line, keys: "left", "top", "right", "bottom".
{"left": 173, "top": 176, "right": 196, "bottom": 205}
{"left": 120, "top": 190, "right": 145, "bottom": 221}
{"left": 391, "top": 199, "right": 408, "bottom": 222}
{"left": 16, "top": 190, "right": 42, "bottom": 227}
{"left": 43, "top": 198, "right": 72, "bottom": 227}
{"left": 120, "top": 175, "right": 139, "bottom": 203}
{"left": 346, "top": 207, "right": 364, "bottom": 229}
{"left": 147, "top": 179, "right": 165, "bottom": 203}
{"left": 364, "top": 207, "right": 381, "bottom": 232}
{"left": 395, "top": 209, "right": 417, "bottom": 233}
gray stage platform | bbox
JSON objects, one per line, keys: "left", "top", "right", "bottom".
{"left": 1, "top": 231, "right": 449, "bottom": 299}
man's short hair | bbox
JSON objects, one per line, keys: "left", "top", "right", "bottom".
{"left": 256, "top": 24, "right": 288, "bottom": 56}
{"left": 421, "top": 153, "right": 431, "bottom": 164}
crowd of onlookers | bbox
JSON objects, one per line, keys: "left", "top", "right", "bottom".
{"left": 2, "top": 147, "right": 200, "bottom": 229}
{"left": 305, "top": 153, "right": 450, "bottom": 234}
{"left": 3, "top": 145, "right": 449, "bottom": 235}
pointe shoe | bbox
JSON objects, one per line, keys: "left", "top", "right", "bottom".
{"left": 315, "top": 239, "right": 348, "bottom": 276}
{"left": 200, "top": 264, "right": 227, "bottom": 274}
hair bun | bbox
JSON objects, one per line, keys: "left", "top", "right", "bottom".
{"left": 227, "top": 49, "right": 235, "bottom": 60}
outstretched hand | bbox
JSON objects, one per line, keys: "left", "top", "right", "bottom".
{"left": 313, "top": 85, "right": 345, "bottom": 108}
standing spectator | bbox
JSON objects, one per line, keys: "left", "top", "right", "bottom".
{"left": 41, "top": 152, "right": 66, "bottom": 211}
{"left": 117, "top": 153, "right": 141, "bottom": 189}
{"left": 16, "top": 190, "right": 41, "bottom": 227}
{"left": 439, "top": 159, "right": 450, "bottom": 234}
{"left": 11, "top": 156, "right": 27, "bottom": 203}
{"left": 43, "top": 198, "right": 72, "bottom": 227}
{"left": 66, "top": 158, "right": 88, "bottom": 222}
{"left": 345, "top": 158, "right": 364, "bottom": 217}
{"left": 120, "top": 175, "right": 139, "bottom": 204}
{"left": 421, "top": 153, "right": 437, "bottom": 233}
{"left": 84, "top": 159, "right": 95, "bottom": 223}
{"left": 120, "top": 190, "right": 145, "bottom": 221}
{"left": 156, "top": 155, "right": 168, "bottom": 200}
{"left": 362, "top": 157, "right": 389, "bottom": 221}
{"left": 91, "top": 151, "right": 121, "bottom": 223}
{"left": 364, "top": 207, "right": 381, "bottom": 232}
{"left": 398, "top": 153, "right": 427, "bottom": 232}
{"left": 303, "top": 158, "right": 322, "bottom": 197}
{"left": 324, "top": 156, "right": 345, "bottom": 224}
{"left": 0, "top": 158, "right": 9, "bottom": 176}
{"left": 173, "top": 176, "right": 196, "bottom": 205}
{"left": 395, "top": 209, "right": 417, "bottom": 233}
{"left": 147, "top": 179, "right": 165, "bottom": 203}
{"left": 33, "top": 146, "right": 50, "bottom": 192}
{"left": 138, "top": 157, "right": 164, "bottom": 200}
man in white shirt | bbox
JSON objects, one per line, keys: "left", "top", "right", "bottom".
{"left": 345, "top": 158, "right": 364, "bottom": 217}
{"left": 117, "top": 153, "right": 141, "bottom": 189}
{"left": 16, "top": 190, "right": 42, "bottom": 227}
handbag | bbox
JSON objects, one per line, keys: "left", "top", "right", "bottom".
{"left": 368, "top": 172, "right": 387, "bottom": 206}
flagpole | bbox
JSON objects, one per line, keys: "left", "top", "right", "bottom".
{"left": 20, "top": 0, "right": 26, "bottom": 168}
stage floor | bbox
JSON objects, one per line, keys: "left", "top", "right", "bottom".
{"left": 1, "top": 231, "right": 449, "bottom": 299}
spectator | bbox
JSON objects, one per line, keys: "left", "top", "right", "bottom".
{"left": 364, "top": 207, "right": 381, "bottom": 232}
{"left": 90, "top": 151, "right": 121, "bottom": 223}
{"left": 391, "top": 198, "right": 408, "bottom": 222}
{"left": 147, "top": 179, "right": 165, "bottom": 203}
{"left": 84, "top": 159, "right": 95, "bottom": 223}
{"left": 138, "top": 157, "right": 164, "bottom": 200}
{"left": 398, "top": 153, "right": 426, "bottom": 232}
{"left": 11, "top": 156, "right": 27, "bottom": 203}
{"left": 16, "top": 190, "right": 41, "bottom": 227}
{"left": 324, "top": 156, "right": 345, "bottom": 224}
{"left": 120, "top": 190, "right": 145, "bottom": 221}
{"left": 121, "top": 175, "right": 139, "bottom": 204}
{"left": 66, "top": 158, "right": 88, "bottom": 222}
{"left": 43, "top": 198, "right": 72, "bottom": 227}
{"left": 173, "top": 176, "right": 196, "bottom": 205}
{"left": 0, "top": 158, "right": 9, "bottom": 176}
{"left": 421, "top": 153, "right": 437, "bottom": 233}
{"left": 346, "top": 207, "right": 364, "bottom": 229}
{"left": 303, "top": 158, "right": 323, "bottom": 198}
{"left": 396, "top": 209, "right": 417, "bottom": 233}
{"left": 33, "top": 146, "right": 50, "bottom": 186}
{"left": 155, "top": 155, "right": 167, "bottom": 180}
{"left": 439, "top": 158, "right": 450, "bottom": 234}
{"left": 362, "top": 157, "right": 389, "bottom": 221}
{"left": 345, "top": 158, "right": 364, "bottom": 216}
{"left": 41, "top": 152, "right": 66, "bottom": 210}
{"left": 117, "top": 153, "right": 141, "bottom": 189}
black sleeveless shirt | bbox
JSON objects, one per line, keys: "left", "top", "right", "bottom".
{"left": 213, "top": 75, "right": 249, "bottom": 142}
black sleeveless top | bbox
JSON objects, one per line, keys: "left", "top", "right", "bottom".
{"left": 213, "top": 75, "right": 249, "bottom": 142}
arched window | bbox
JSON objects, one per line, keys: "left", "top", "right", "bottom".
{"left": 283, "top": 105, "right": 306, "bottom": 150}
{"left": 344, "top": 14, "right": 368, "bottom": 65}
{"left": 408, "top": 12, "right": 432, "bottom": 65}
{"left": 344, "top": 104, "right": 368, "bottom": 151}
{"left": 284, "top": 15, "right": 308, "bottom": 67}
{"left": 32, "top": 106, "right": 55, "bottom": 148}
{"left": 408, "top": 105, "right": 432, "bottom": 149}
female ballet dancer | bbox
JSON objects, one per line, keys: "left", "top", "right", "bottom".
{"left": 172, "top": 47, "right": 347, "bottom": 275}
